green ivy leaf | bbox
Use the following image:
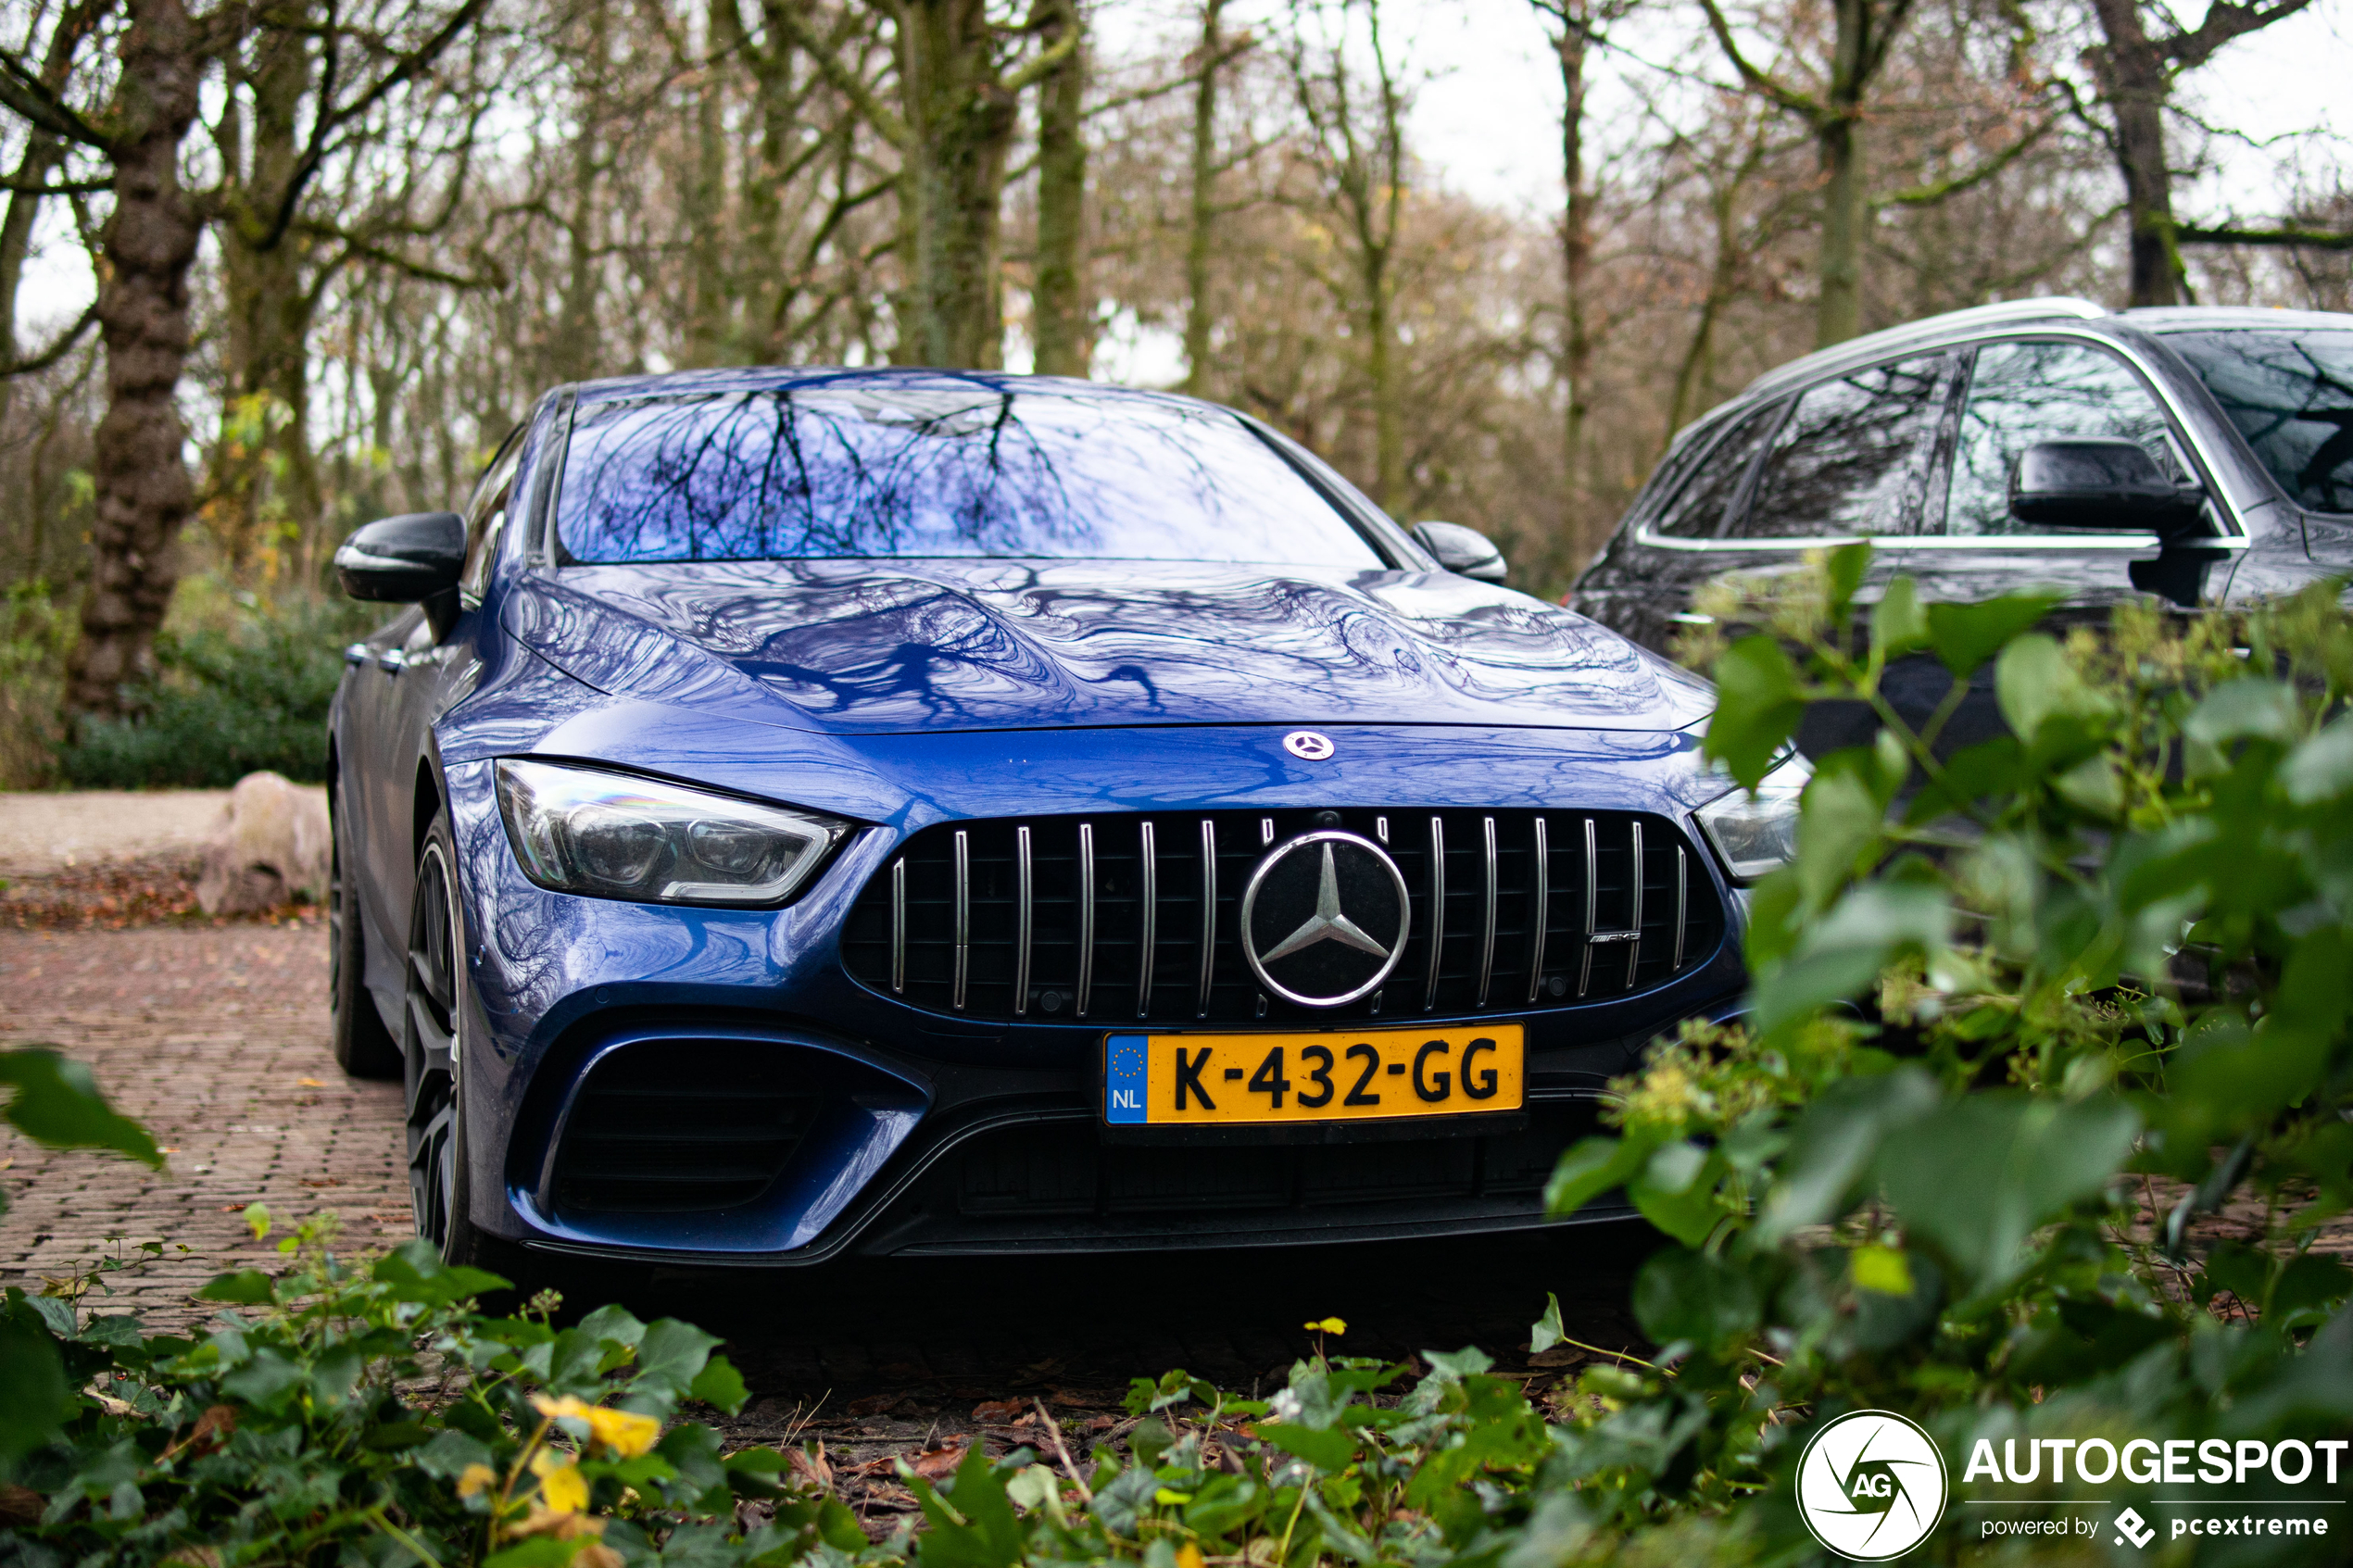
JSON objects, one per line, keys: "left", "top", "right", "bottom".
{"left": 1924, "top": 592, "right": 2060, "bottom": 678}
{"left": 1824, "top": 541, "right": 1872, "bottom": 622}
{"left": 1872, "top": 575, "right": 1929, "bottom": 659}
{"left": 687, "top": 1352, "right": 750, "bottom": 1414}
{"left": 1703, "top": 636, "right": 1806, "bottom": 789}
{"left": 1257, "top": 1422, "right": 1357, "bottom": 1472}
{"left": 196, "top": 1270, "right": 278, "bottom": 1306}
{"left": 0, "top": 1047, "right": 160, "bottom": 1167}
{"left": 0, "top": 1316, "right": 70, "bottom": 1462}
{"left": 1529, "top": 1292, "right": 1566, "bottom": 1354}
{"left": 1850, "top": 1245, "right": 1915, "bottom": 1297}
{"left": 1874, "top": 1093, "right": 2140, "bottom": 1294}
{"left": 1632, "top": 1248, "right": 1761, "bottom": 1348}
{"left": 1542, "top": 1134, "right": 1650, "bottom": 1220}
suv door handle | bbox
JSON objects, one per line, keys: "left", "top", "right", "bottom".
{"left": 377, "top": 648, "right": 407, "bottom": 674}
{"left": 344, "top": 643, "right": 368, "bottom": 667}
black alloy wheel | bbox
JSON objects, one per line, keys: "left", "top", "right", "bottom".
{"left": 330, "top": 789, "right": 404, "bottom": 1080}
{"left": 404, "top": 816, "right": 485, "bottom": 1263}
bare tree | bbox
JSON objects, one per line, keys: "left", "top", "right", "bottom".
{"left": 2084, "top": 0, "right": 2336, "bottom": 307}
{"left": 1282, "top": 0, "right": 1411, "bottom": 511}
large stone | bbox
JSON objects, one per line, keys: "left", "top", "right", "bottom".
{"left": 195, "top": 771, "right": 331, "bottom": 916}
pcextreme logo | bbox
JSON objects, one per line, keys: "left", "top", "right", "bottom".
{"left": 1797, "top": 1410, "right": 1951, "bottom": 1561}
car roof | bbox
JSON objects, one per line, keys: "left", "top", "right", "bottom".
{"left": 1731, "top": 297, "right": 2109, "bottom": 406}
{"left": 561, "top": 365, "right": 1189, "bottom": 408}
{"left": 2118, "top": 306, "right": 2353, "bottom": 334}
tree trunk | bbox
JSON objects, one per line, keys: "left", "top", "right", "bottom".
{"left": 217, "top": 14, "right": 323, "bottom": 573}
{"left": 551, "top": 0, "right": 610, "bottom": 383}
{"left": 1, "top": 3, "right": 105, "bottom": 434}
{"left": 1180, "top": 0, "right": 1225, "bottom": 395}
{"left": 684, "top": 0, "right": 734, "bottom": 367}
{"left": 1813, "top": 0, "right": 1870, "bottom": 346}
{"left": 737, "top": 0, "right": 798, "bottom": 360}
{"left": 2089, "top": 0, "right": 2183, "bottom": 307}
{"left": 896, "top": 0, "right": 1016, "bottom": 369}
{"left": 1029, "top": 0, "right": 1088, "bottom": 377}
{"left": 64, "top": 0, "right": 205, "bottom": 721}
{"left": 1553, "top": 10, "right": 1592, "bottom": 559}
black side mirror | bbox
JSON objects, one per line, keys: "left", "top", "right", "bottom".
{"left": 1412, "top": 521, "right": 1508, "bottom": 583}
{"left": 2009, "top": 440, "right": 2207, "bottom": 537}
{"left": 334, "top": 512, "right": 466, "bottom": 603}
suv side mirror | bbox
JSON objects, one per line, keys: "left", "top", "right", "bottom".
{"left": 2009, "top": 440, "right": 2207, "bottom": 537}
{"left": 1412, "top": 521, "right": 1508, "bottom": 583}
{"left": 334, "top": 512, "right": 466, "bottom": 603}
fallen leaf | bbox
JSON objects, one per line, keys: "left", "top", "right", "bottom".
{"left": 903, "top": 1437, "right": 969, "bottom": 1483}
{"left": 297, "top": 1078, "right": 325, "bottom": 1088}
{"left": 787, "top": 1443, "right": 834, "bottom": 1490}
{"left": 972, "top": 1399, "right": 1026, "bottom": 1424}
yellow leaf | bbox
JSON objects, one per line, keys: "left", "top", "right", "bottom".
{"left": 1852, "top": 1245, "right": 1915, "bottom": 1297}
{"left": 1303, "top": 1316, "right": 1348, "bottom": 1336}
{"left": 532, "top": 1452, "right": 589, "bottom": 1514}
{"left": 584, "top": 1405, "right": 662, "bottom": 1458}
{"left": 533, "top": 1394, "right": 661, "bottom": 1457}
{"left": 1177, "top": 1545, "right": 1207, "bottom": 1568}
{"left": 456, "top": 1463, "right": 497, "bottom": 1499}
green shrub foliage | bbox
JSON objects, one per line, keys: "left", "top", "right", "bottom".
{"left": 58, "top": 596, "right": 377, "bottom": 788}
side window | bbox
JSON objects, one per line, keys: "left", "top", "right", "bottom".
{"left": 459, "top": 436, "right": 523, "bottom": 600}
{"left": 1654, "top": 404, "right": 1779, "bottom": 538}
{"left": 1942, "top": 340, "right": 2184, "bottom": 535}
{"left": 1738, "top": 354, "right": 1957, "bottom": 539}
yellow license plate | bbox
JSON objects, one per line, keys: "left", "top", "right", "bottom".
{"left": 1101, "top": 1025, "right": 1524, "bottom": 1126}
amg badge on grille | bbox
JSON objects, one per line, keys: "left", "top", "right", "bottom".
{"left": 1239, "top": 831, "right": 1411, "bottom": 1007}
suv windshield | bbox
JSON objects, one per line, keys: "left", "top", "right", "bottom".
{"left": 2165, "top": 329, "right": 2353, "bottom": 514}
{"left": 554, "top": 378, "right": 1386, "bottom": 567}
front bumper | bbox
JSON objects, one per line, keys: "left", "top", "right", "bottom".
{"left": 433, "top": 724, "right": 1743, "bottom": 1268}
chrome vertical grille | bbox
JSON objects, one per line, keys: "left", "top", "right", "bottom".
{"left": 842, "top": 808, "right": 1723, "bottom": 1025}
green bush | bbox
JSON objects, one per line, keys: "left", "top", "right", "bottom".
{"left": 57, "top": 595, "right": 376, "bottom": 789}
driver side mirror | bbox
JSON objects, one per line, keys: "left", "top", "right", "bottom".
{"left": 2008, "top": 440, "right": 2208, "bottom": 537}
{"left": 334, "top": 511, "right": 466, "bottom": 603}
{"left": 1412, "top": 521, "right": 1508, "bottom": 583}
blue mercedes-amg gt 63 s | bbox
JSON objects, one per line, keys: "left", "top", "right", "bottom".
{"left": 329, "top": 370, "right": 1783, "bottom": 1280}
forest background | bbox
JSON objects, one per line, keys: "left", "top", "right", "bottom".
{"left": 0, "top": 0, "right": 2348, "bottom": 787}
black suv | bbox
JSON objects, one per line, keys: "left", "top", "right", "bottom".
{"left": 1569, "top": 299, "right": 2353, "bottom": 657}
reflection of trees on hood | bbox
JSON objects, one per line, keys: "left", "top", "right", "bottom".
{"left": 551, "top": 376, "right": 1344, "bottom": 566}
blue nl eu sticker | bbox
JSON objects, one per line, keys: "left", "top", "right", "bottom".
{"left": 1104, "top": 1035, "right": 1149, "bottom": 1123}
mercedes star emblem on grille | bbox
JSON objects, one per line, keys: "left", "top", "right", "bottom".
{"left": 1239, "top": 830, "right": 1411, "bottom": 1007}
{"left": 1282, "top": 731, "right": 1336, "bottom": 760}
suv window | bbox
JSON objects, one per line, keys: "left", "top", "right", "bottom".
{"left": 1942, "top": 339, "right": 2184, "bottom": 535}
{"left": 1653, "top": 404, "right": 1779, "bottom": 538}
{"left": 2164, "top": 329, "right": 2353, "bottom": 515}
{"left": 1737, "top": 354, "right": 1957, "bottom": 539}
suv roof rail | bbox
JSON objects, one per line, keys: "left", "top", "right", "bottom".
{"left": 1739, "top": 296, "right": 2108, "bottom": 402}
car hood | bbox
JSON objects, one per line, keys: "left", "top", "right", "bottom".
{"left": 501, "top": 558, "right": 1713, "bottom": 735}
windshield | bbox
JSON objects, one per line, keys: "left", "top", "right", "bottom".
{"left": 2165, "top": 329, "right": 2353, "bottom": 514}
{"left": 553, "top": 378, "right": 1387, "bottom": 567}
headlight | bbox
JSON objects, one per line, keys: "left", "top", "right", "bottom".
{"left": 495, "top": 759, "right": 852, "bottom": 906}
{"left": 1693, "top": 755, "right": 1809, "bottom": 883}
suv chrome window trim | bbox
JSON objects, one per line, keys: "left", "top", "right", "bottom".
{"left": 1631, "top": 323, "right": 2250, "bottom": 553}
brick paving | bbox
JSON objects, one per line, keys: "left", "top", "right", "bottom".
{"left": 0, "top": 922, "right": 412, "bottom": 1324}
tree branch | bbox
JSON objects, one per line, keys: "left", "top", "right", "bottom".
{"left": 1870, "top": 109, "right": 2058, "bottom": 209}
{"left": 769, "top": 5, "right": 909, "bottom": 149}
{"left": 1692, "top": 0, "right": 1825, "bottom": 123}
{"left": 0, "top": 48, "right": 110, "bottom": 148}
{"left": 2161, "top": 0, "right": 2321, "bottom": 72}
{"left": 0, "top": 299, "right": 98, "bottom": 376}
{"left": 2177, "top": 222, "right": 2353, "bottom": 251}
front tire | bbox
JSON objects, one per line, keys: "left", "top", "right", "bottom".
{"left": 330, "top": 792, "right": 403, "bottom": 1080}
{"left": 403, "top": 811, "right": 505, "bottom": 1275}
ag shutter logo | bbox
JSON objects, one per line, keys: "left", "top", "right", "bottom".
{"left": 1797, "top": 1410, "right": 1950, "bottom": 1561}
